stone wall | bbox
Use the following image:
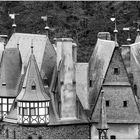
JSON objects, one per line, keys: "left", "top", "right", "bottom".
{"left": 0, "top": 122, "right": 90, "bottom": 139}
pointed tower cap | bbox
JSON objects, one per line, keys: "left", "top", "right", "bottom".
{"left": 97, "top": 89, "right": 109, "bottom": 130}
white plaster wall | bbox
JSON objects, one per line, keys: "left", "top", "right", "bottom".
{"left": 91, "top": 123, "right": 138, "bottom": 139}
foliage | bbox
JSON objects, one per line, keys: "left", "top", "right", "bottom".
{"left": 0, "top": 1, "right": 139, "bottom": 62}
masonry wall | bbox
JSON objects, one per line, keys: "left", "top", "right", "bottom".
{"left": 91, "top": 123, "right": 139, "bottom": 139}
{"left": 0, "top": 122, "right": 90, "bottom": 139}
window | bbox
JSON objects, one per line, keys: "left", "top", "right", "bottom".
{"left": 114, "top": 67, "right": 119, "bottom": 75}
{"left": 30, "top": 108, "right": 36, "bottom": 115}
{"left": 134, "top": 84, "right": 137, "bottom": 96}
{"left": 31, "top": 81, "right": 36, "bottom": 90}
{"left": 28, "top": 135, "right": 32, "bottom": 139}
{"left": 89, "top": 80, "right": 92, "bottom": 87}
{"left": 106, "top": 100, "right": 110, "bottom": 107}
{"left": 110, "top": 135, "right": 116, "bottom": 139}
{"left": 123, "top": 101, "right": 128, "bottom": 107}
{"left": 2, "top": 83, "right": 6, "bottom": 86}
{"left": 31, "top": 85, "right": 36, "bottom": 90}
{"left": 23, "top": 108, "right": 28, "bottom": 115}
{"left": 38, "top": 135, "right": 42, "bottom": 139}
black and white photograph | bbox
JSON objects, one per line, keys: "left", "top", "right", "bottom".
{"left": 0, "top": 1, "right": 140, "bottom": 139}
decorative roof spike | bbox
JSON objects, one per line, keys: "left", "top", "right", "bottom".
{"left": 111, "top": 17, "right": 118, "bottom": 47}
{"left": 97, "top": 89, "right": 109, "bottom": 139}
{"left": 41, "top": 15, "right": 50, "bottom": 36}
{"left": 31, "top": 39, "right": 34, "bottom": 54}
{"left": 123, "top": 27, "right": 131, "bottom": 44}
{"left": 9, "top": 13, "right": 19, "bottom": 33}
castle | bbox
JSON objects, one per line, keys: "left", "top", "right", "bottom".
{"left": 0, "top": 20, "right": 140, "bottom": 139}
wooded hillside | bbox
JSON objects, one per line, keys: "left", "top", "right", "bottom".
{"left": 0, "top": 1, "right": 139, "bottom": 62}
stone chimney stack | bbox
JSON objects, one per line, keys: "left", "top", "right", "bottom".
{"left": 55, "top": 38, "right": 77, "bottom": 120}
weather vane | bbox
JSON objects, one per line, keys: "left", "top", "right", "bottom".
{"left": 133, "top": 19, "right": 140, "bottom": 36}
{"left": 110, "top": 14, "right": 118, "bottom": 46}
{"left": 123, "top": 27, "right": 131, "bottom": 44}
{"left": 9, "top": 13, "right": 19, "bottom": 33}
{"left": 41, "top": 15, "right": 50, "bottom": 36}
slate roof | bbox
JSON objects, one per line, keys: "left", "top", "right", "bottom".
{"left": 91, "top": 42, "right": 140, "bottom": 123}
{"left": 6, "top": 33, "right": 56, "bottom": 85}
{"left": 135, "top": 32, "right": 140, "bottom": 43}
{"left": 88, "top": 39, "right": 115, "bottom": 110}
{"left": 16, "top": 53, "right": 50, "bottom": 101}
{"left": 0, "top": 48, "right": 22, "bottom": 97}
{"left": 76, "top": 63, "right": 89, "bottom": 110}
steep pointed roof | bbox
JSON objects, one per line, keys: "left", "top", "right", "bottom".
{"left": 88, "top": 39, "right": 115, "bottom": 110}
{"left": 97, "top": 90, "right": 108, "bottom": 130}
{"left": 6, "top": 33, "right": 56, "bottom": 85}
{"left": 91, "top": 44, "right": 140, "bottom": 123}
{"left": 135, "top": 30, "right": 140, "bottom": 43}
{"left": 0, "top": 48, "right": 22, "bottom": 97}
{"left": 16, "top": 51, "right": 50, "bottom": 101}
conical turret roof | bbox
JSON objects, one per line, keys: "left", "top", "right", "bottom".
{"left": 16, "top": 51, "right": 50, "bottom": 101}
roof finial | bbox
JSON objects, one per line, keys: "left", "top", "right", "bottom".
{"left": 31, "top": 39, "right": 33, "bottom": 54}
{"left": 41, "top": 15, "right": 50, "bottom": 36}
{"left": 123, "top": 27, "right": 131, "bottom": 44}
{"left": 135, "top": 20, "right": 140, "bottom": 36}
{"left": 111, "top": 14, "right": 118, "bottom": 47}
{"left": 9, "top": 13, "right": 19, "bottom": 33}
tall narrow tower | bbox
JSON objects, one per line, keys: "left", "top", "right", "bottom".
{"left": 97, "top": 89, "right": 108, "bottom": 139}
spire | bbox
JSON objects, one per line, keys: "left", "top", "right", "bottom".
{"left": 97, "top": 89, "right": 108, "bottom": 139}
{"left": 41, "top": 15, "right": 50, "bottom": 36}
{"left": 134, "top": 20, "right": 140, "bottom": 43}
{"left": 123, "top": 27, "right": 131, "bottom": 44}
{"left": 9, "top": 13, "right": 19, "bottom": 33}
{"left": 16, "top": 50, "right": 50, "bottom": 102}
{"left": 111, "top": 16, "right": 118, "bottom": 47}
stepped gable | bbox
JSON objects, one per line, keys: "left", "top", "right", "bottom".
{"left": 88, "top": 39, "right": 115, "bottom": 110}
{"left": 6, "top": 33, "right": 56, "bottom": 85}
{"left": 91, "top": 44, "right": 140, "bottom": 123}
{"left": 0, "top": 48, "right": 22, "bottom": 97}
{"left": 16, "top": 53, "right": 50, "bottom": 101}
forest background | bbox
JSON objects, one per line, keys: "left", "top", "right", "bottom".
{"left": 0, "top": 1, "right": 139, "bottom": 62}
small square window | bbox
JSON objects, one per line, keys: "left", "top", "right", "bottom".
{"left": 89, "top": 80, "right": 92, "bottom": 87}
{"left": 106, "top": 100, "right": 110, "bottom": 107}
{"left": 31, "top": 85, "right": 36, "bottom": 90}
{"left": 114, "top": 68, "right": 119, "bottom": 75}
{"left": 123, "top": 101, "right": 128, "bottom": 107}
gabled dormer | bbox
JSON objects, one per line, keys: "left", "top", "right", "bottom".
{"left": 16, "top": 45, "right": 50, "bottom": 125}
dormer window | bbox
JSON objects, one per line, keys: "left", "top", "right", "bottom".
{"left": 31, "top": 81, "right": 36, "bottom": 90}
{"left": 31, "top": 85, "right": 36, "bottom": 90}
{"left": 2, "top": 83, "right": 6, "bottom": 86}
{"left": 114, "top": 67, "right": 120, "bottom": 75}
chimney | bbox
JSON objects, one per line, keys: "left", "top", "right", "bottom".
{"left": 55, "top": 38, "right": 77, "bottom": 120}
